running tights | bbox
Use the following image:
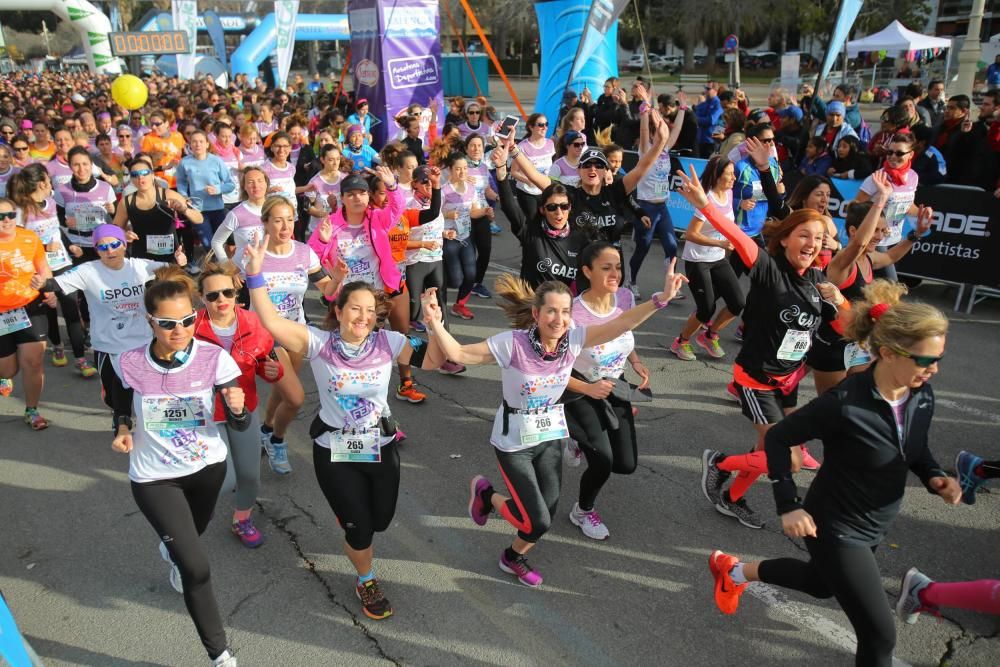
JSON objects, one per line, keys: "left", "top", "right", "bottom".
{"left": 494, "top": 440, "right": 563, "bottom": 543}
{"left": 718, "top": 451, "right": 768, "bottom": 502}
{"left": 406, "top": 260, "right": 447, "bottom": 324}
{"left": 565, "top": 395, "right": 638, "bottom": 511}
{"left": 758, "top": 541, "right": 895, "bottom": 667}
{"left": 313, "top": 442, "right": 401, "bottom": 551}
{"left": 46, "top": 290, "right": 86, "bottom": 358}
{"left": 218, "top": 412, "right": 262, "bottom": 512}
{"left": 920, "top": 579, "right": 1000, "bottom": 615}
{"left": 471, "top": 215, "right": 492, "bottom": 285}
{"left": 977, "top": 460, "right": 1000, "bottom": 479}
{"left": 131, "top": 462, "right": 228, "bottom": 660}
{"left": 96, "top": 351, "right": 132, "bottom": 411}
{"left": 443, "top": 238, "right": 476, "bottom": 303}
{"left": 630, "top": 200, "right": 677, "bottom": 284}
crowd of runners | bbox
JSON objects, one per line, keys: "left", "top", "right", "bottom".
{"left": 0, "top": 69, "right": 997, "bottom": 667}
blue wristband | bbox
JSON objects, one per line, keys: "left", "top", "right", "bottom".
{"left": 245, "top": 273, "right": 266, "bottom": 290}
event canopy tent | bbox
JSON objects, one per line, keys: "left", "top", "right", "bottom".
{"left": 846, "top": 20, "right": 952, "bottom": 56}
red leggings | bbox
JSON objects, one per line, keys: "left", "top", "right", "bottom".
{"left": 920, "top": 579, "right": 1000, "bottom": 615}
{"left": 717, "top": 451, "right": 768, "bottom": 501}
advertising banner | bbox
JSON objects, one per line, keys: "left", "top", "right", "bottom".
{"left": 348, "top": 0, "right": 384, "bottom": 143}
{"left": 380, "top": 0, "right": 443, "bottom": 144}
{"left": 171, "top": 0, "right": 198, "bottom": 80}
{"left": 274, "top": 1, "right": 300, "bottom": 90}
{"left": 203, "top": 11, "right": 228, "bottom": 73}
{"left": 568, "top": 0, "right": 628, "bottom": 85}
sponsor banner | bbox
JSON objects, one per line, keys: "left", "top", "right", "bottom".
{"left": 274, "top": 1, "right": 300, "bottom": 90}
{"left": 203, "top": 11, "right": 228, "bottom": 73}
{"left": 568, "top": 0, "right": 629, "bottom": 85}
{"left": 349, "top": 0, "right": 384, "bottom": 142}
{"left": 171, "top": 0, "right": 198, "bottom": 80}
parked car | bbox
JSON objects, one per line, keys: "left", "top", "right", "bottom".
{"left": 627, "top": 53, "right": 644, "bottom": 71}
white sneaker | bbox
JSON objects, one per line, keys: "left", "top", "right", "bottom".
{"left": 211, "top": 650, "right": 238, "bottom": 667}
{"left": 564, "top": 439, "right": 582, "bottom": 467}
{"left": 158, "top": 542, "right": 183, "bottom": 593}
{"left": 569, "top": 502, "right": 610, "bottom": 540}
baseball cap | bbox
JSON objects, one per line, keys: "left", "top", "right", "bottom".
{"left": 356, "top": 98, "right": 369, "bottom": 107}
{"left": 20, "top": 119, "right": 32, "bottom": 130}
{"left": 71, "top": 93, "right": 86, "bottom": 104}
{"left": 340, "top": 174, "right": 369, "bottom": 193}
{"left": 562, "top": 89, "right": 578, "bottom": 102}
{"left": 826, "top": 100, "right": 846, "bottom": 116}
{"left": 779, "top": 105, "right": 804, "bottom": 122}
{"left": 579, "top": 147, "right": 609, "bottom": 167}
{"left": 412, "top": 165, "right": 431, "bottom": 183}
{"left": 748, "top": 108, "right": 771, "bottom": 124}
{"left": 347, "top": 124, "right": 365, "bottom": 137}
{"left": 561, "top": 130, "right": 583, "bottom": 146}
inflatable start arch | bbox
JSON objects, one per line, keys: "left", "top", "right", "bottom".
{"left": 0, "top": 0, "right": 121, "bottom": 74}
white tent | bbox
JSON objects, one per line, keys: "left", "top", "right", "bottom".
{"left": 846, "top": 20, "right": 951, "bottom": 56}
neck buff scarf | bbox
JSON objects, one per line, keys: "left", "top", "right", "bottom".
{"left": 527, "top": 323, "right": 569, "bottom": 361}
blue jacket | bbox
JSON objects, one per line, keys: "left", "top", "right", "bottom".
{"left": 733, "top": 156, "right": 780, "bottom": 238}
{"left": 801, "top": 152, "right": 833, "bottom": 177}
{"left": 695, "top": 96, "right": 722, "bottom": 146}
{"left": 175, "top": 153, "right": 236, "bottom": 212}
{"left": 988, "top": 63, "right": 1000, "bottom": 86}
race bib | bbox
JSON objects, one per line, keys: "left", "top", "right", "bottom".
{"left": 519, "top": 404, "right": 569, "bottom": 446}
{"left": 146, "top": 234, "right": 175, "bottom": 255}
{"left": 328, "top": 428, "right": 381, "bottom": 463}
{"left": 73, "top": 205, "right": 106, "bottom": 233}
{"left": 46, "top": 248, "right": 72, "bottom": 271}
{"left": 141, "top": 396, "right": 207, "bottom": 431}
{"left": 0, "top": 308, "right": 31, "bottom": 337}
{"left": 455, "top": 211, "right": 472, "bottom": 239}
{"left": 751, "top": 181, "right": 767, "bottom": 202}
{"left": 776, "top": 329, "right": 811, "bottom": 362}
{"left": 844, "top": 341, "right": 872, "bottom": 369}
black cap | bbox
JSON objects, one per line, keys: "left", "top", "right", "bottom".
{"left": 412, "top": 165, "right": 431, "bottom": 183}
{"left": 562, "top": 89, "right": 578, "bottom": 102}
{"left": 748, "top": 108, "right": 771, "bottom": 124}
{"left": 341, "top": 174, "right": 369, "bottom": 193}
{"left": 579, "top": 147, "right": 609, "bottom": 167}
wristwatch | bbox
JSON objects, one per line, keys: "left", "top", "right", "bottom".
{"left": 906, "top": 230, "right": 924, "bottom": 242}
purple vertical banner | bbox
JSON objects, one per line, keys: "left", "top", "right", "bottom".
{"left": 348, "top": 0, "right": 387, "bottom": 145}
{"left": 380, "top": 0, "right": 444, "bottom": 146}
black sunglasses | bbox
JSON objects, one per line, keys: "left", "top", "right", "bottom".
{"left": 570, "top": 141, "right": 586, "bottom": 148}
{"left": 467, "top": 110, "right": 481, "bottom": 115}
{"left": 891, "top": 347, "right": 943, "bottom": 368}
{"left": 580, "top": 161, "right": 606, "bottom": 170}
{"left": 204, "top": 288, "right": 238, "bottom": 302}
{"left": 544, "top": 202, "right": 571, "bottom": 212}
{"left": 886, "top": 150, "right": 911, "bottom": 158}
{"left": 0, "top": 211, "right": 17, "bottom": 220}
{"left": 535, "top": 122, "right": 548, "bottom": 127}
{"left": 759, "top": 137, "right": 775, "bottom": 144}
{"left": 150, "top": 313, "right": 197, "bottom": 330}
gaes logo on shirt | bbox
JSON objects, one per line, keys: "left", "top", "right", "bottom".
{"left": 536, "top": 257, "right": 576, "bottom": 280}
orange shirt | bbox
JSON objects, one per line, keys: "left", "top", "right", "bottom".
{"left": 0, "top": 227, "right": 45, "bottom": 311}
{"left": 29, "top": 141, "right": 56, "bottom": 161}
{"left": 388, "top": 214, "right": 412, "bottom": 267}
{"left": 140, "top": 131, "right": 186, "bottom": 187}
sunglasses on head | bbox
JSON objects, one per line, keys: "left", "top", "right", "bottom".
{"left": 544, "top": 202, "right": 571, "bottom": 212}
{"left": 891, "top": 346, "right": 944, "bottom": 368}
{"left": 150, "top": 313, "right": 197, "bottom": 330}
{"left": 581, "top": 161, "right": 606, "bottom": 170}
{"left": 130, "top": 168, "right": 151, "bottom": 178}
{"left": 204, "top": 288, "right": 238, "bottom": 302}
{"left": 886, "top": 150, "right": 911, "bottom": 158}
{"left": 96, "top": 239, "right": 124, "bottom": 252}
{"left": 0, "top": 210, "right": 17, "bottom": 220}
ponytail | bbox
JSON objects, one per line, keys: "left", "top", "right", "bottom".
{"left": 145, "top": 265, "right": 197, "bottom": 314}
{"left": 844, "top": 279, "right": 948, "bottom": 357}
{"left": 494, "top": 274, "right": 571, "bottom": 330}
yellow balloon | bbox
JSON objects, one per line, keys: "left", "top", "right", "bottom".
{"left": 111, "top": 74, "right": 148, "bottom": 111}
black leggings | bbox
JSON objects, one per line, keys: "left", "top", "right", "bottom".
{"left": 758, "top": 540, "right": 895, "bottom": 667}
{"left": 46, "top": 290, "right": 86, "bottom": 358}
{"left": 96, "top": 351, "right": 132, "bottom": 411}
{"left": 131, "top": 461, "right": 228, "bottom": 660}
{"left": 471, "top": 215, "right": 493, "bottom": 285}
{"left": 406, "top": 260, "right": 447, "bottom": 324}
{"left": 685, "top": 257, "right": 745, "bottom": 324}
{"left": 565, "top": 394, "right": 638, "bottom": 510}
{"left": 981, "top": 460, "right": 1000, "bottom": 478}
{"left": 313, "top": 442, "right": 401, "bottom": 550}
{"left": 495, "top": 439, "right": 563, "bottom": 543}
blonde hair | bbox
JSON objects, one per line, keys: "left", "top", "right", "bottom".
{"left": 593, "top": 125, "right": 614, "bottom": 147}
{"left": 197, "top": 258, "right": 241, "bottom": 293}
{"left": 493, "top": 274, "right": 572, "bottom": 330}
{"left": 845, "top": 279, "right": 948, "bottom": 356}
{"left": 261, "top": 195, "right": 295, "bottom": 223}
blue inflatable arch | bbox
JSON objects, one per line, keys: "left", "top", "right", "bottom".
{"left": 230, "top": 14, "right": 350, "bottom": 80}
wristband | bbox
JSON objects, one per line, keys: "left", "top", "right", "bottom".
{"left": 906, "top": 230, "right": 925, "bottom": 242}
{"left": 245, "top": 272, "right": 267, "bottom": 289}
{"left": 651, "top": 292, "right": 670, "bottom": 309}
{"left": 113, "top": 415, "right": 133, "bottom": 434}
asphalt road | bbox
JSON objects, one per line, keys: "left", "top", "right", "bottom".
{"left": 1, "top": 220, "right": 998, "bottom": 666}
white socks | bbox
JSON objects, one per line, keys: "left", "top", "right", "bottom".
{"left": 729, "top": 562, "right": 747, "bottom": 585}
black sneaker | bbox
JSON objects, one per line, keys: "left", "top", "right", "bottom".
{"left": 356, "top": 578, "right": 393, "bottom": 619}
{"left": 701, "top": 449, "right": 730, "bottom": 506}
{"left": 715, "top": 495, "right": 765, "bottom": 529}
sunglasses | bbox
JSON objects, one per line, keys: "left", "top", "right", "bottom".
{"left": 150, "top": 313, "right": 197, "bottom": 330}
{"left": 891, "top": 346, "right": 944, "bottom": 368}
{"left": 886, "top": 150, "right": 911, "bottom": 158}
{"left": 130, "top": 169, "right": 152, "bottom": 178}
{"left": 581, "top": 161, "right": 606, "bottom": 170}
{"left": 118, "top": 134, "right": 131, "bottom": 139}
{"left": 96, "top": 239, "right": 124, "bottom": 252}
{"left": 0, "top": 210, "right": 17, "bottom": 220}
{"left": 571, "top": 141, "right": 586, "bottom": 148}
{"left": 150, "top": 121, "right": 164, "bottom": 127}
{"left": 12, "top": 146, "right": 28, "bottom": 152}
{"left": 544, "top": 202, "right": 571, "bottom": 212}
{"left": 759, "top": 137, "right": 775, "bottom": 144}
{"left": 535, "top": 122, "right": 548, "bottom": 128}
{"left": 467, "top": 110, "right": 481, "bottom": 115}
{"left": 204, "top": 288, "right": 238, "bottom": 302}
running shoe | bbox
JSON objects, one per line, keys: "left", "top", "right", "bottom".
{"left": 395, "top": 379, "right": 427, "bottom": 404}
{"left": 955, "top": 450, "right": 987, "bottom": 505}
{"left": 356, "top": 578, "right": 393, "bottom": 620}
{"left": 439, "top": 360, "right": 467, "bottom": 375}
{"left": 564, "top": 439, "right": 582, "bottom": 467}
{"left": 800, "top": 446, "right": 821, "bottom": 471}
{"left": 0, "top": 378, "right": 12, "bottom": 397}
{"left": 896, "top": 567, "right": 935, "bottom": 624}
{"left": 670, "top": 337, "right": 696, "bottom": 361}
{"left": 708, "top": 549, "right": 747, "bottom": 615}
{"left": 726, "top": 381, "right": 740, "bottom": 402}
{"left": 490, "top": 222, "right": 502, "bottom": 235}
{"left": 451, "top": 303, "right": 474, "bottom": 320}
{"left": 231, "top": 518, "right": 265, "bottom": 548}
{"left": 75, "top": 357, "right": 97, "bottom": 378}
{"left": 267, "top": 439, "right": 292, "bottom": 475}
{"left": 158, "top": 541, "right": 183, "bottom": 594}
{"left": 499, "top": 550, "right": 543, "bottom": 588}
{"left": 701, "top": 449, "right": 730, "bottom": 506}
{"left": 569, "top": 502, "right": 610, "bottom": 540}
{"left": 629, "top": 284, "right": 641, "bottom": 300}
{"left": 24, "top": 407, "right": 49, "bottom": 431}
{"left": 715, "top": 495, "right": 765, "bottom": 529}
{"left": 211, "top": 650, "right": 238, "bottom": 667}
{"left": 409, "top": 319, "right": 427, "bottom": 333}
{"left": 695, "top": 331, "right": 726, "bottom": 359}
{"left": 734, "top": 324, "right": 744, "bottom": 342}
{"left": 395, "top": 428, "right": 407, "bottom": 443}
{"left": 471, "top": 283, "right": 492, "bottom": 299}
{"left": 468, "top": 475, "right": 493, "bottom": 526}
{"left": 260, "top": 427, "right": 272, "bottom": 455}
{"left": 51, "top": 346, "right": 68, "bottom": 367}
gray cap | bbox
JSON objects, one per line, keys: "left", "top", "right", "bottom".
{"left": 579, "top": 147, "right": 609, "bottom": 167}
{"left": 340, "top": 174, "right": 369, "bottom": 193}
